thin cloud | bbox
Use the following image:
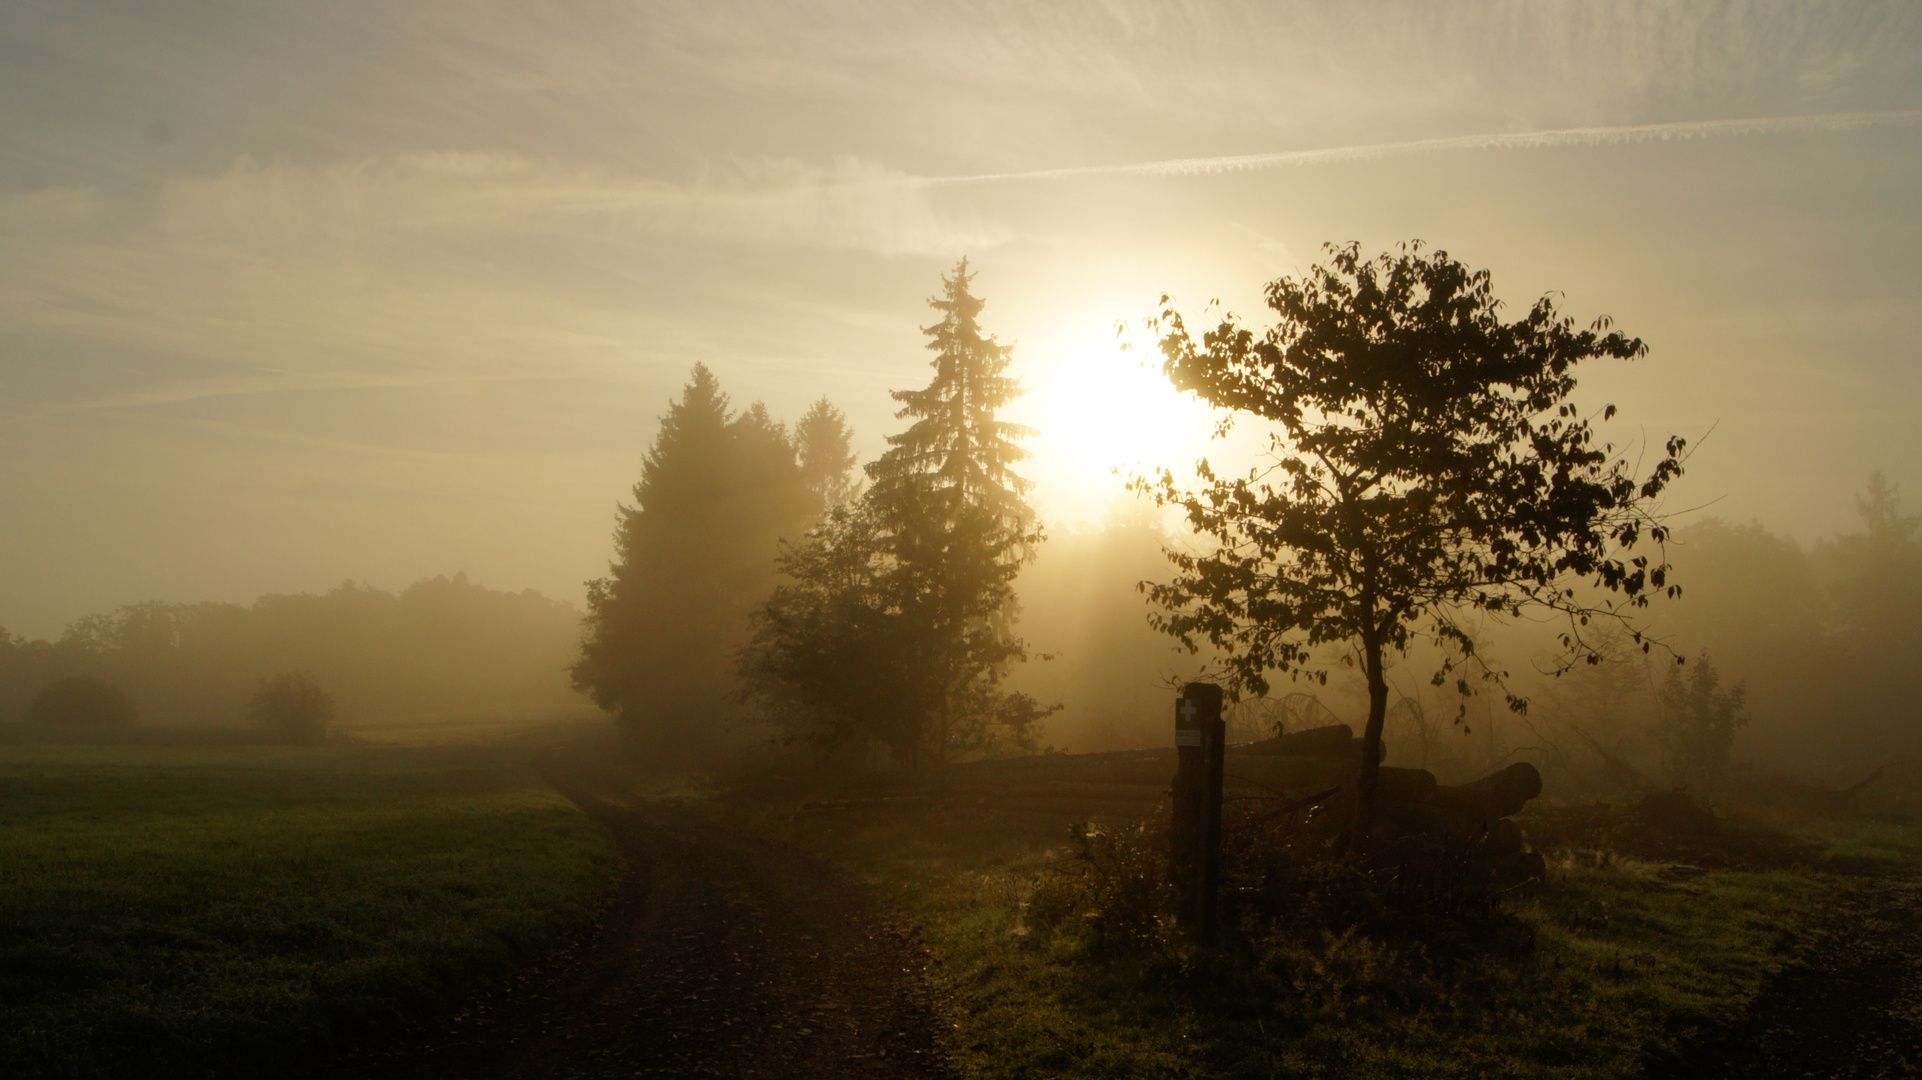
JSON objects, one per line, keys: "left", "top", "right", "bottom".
{"left": 925, "top": 111, "right": 1922, "bottom": 185}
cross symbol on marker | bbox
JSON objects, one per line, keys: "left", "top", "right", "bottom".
{"left": 1178, "top": 701, "right": 1198, "bottom": 724}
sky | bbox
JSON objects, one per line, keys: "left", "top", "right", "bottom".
{"left": 2, "top": 0, "right": 1918, "bottom": 639}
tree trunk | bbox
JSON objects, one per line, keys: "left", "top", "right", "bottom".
{"left": 1352, "top": 631, "right": 1390, "bottom": 850}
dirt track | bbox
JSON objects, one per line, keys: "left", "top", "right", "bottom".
{"left": 357, "top": 743, "right": 1922, "bottom": 1080}
{"left": 361, "top": 750, "right": 957, "bottom": 1080}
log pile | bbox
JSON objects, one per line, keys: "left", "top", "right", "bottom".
{"left": 838, "top": 727, "right": 1548, "bottom": 892}
{"left": 1370, "top": 761, "right": 1546, "bottom": 890}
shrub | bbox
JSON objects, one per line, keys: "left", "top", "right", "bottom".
{"left": 1025, "top": 801, "right": 1534, "bottom": 1000}
{"left": 1026, "top": 819, "right": 1179, "bottom": 956}
{"left": 247, "top": 673, "right": 335, "bottom": 743}
{"left": 25, "top": 675, "right": 139, "bottom": 728}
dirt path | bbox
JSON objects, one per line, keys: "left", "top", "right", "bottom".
{"left": 361, "top": 750, "right": 958, "bottom": 1080}
{"left": 1648, "top": 874, "right": 1922, "bottom": 1080}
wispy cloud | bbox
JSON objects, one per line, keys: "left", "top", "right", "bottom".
{"left": 0, "top": 152, "right": 1004, "bottom": 400}
{"left": 149, "top": 153, "right": 1006, "bottom": 254}
{"left": 925, "top": 110, "right": 1922, "bottom": 185}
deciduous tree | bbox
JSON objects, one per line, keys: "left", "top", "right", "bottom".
{"left": 26, "top": 674, "right": 138, "bottom": 729}
{"left": 1655, "top": 653, "right": 1746, "bottom": 788}
{"left": 1136, "top": 242, "right": 1686, "bottom": 841}
{"left": 247, "top": 672, "right": 335, "bottom": 744}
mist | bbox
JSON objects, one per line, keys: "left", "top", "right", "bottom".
{"left": 5, "top": 1, "right": 1920, "bottom": 643}
{"left": 0, "top": 573, "right": 586, "bottom": 735}
{"left": 6, "top": 5, "right": 1922, "bottom": 1077}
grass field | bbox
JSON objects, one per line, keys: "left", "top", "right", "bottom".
{"left": 758, "top": 793, "right": 1913, "bottom": 1079}
{"left": 0, "top": 742, "right": 620, "bottom": 1079}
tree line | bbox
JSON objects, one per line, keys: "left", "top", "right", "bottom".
{"left": 0, "top": 573, "right": 583, "bottom": 732}
{"left": 10, "top": 243, "right": 1909, "bottom": 792}
{"left": 574, "top": 259, "right": 1053, "bottom": 772}
{"left": 575, "top": 245, "right": 1922, "bottom": 800}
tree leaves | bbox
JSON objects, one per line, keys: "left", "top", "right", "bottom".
{"left": 1135, "top": 242, "right": 1687, "bottom": 706}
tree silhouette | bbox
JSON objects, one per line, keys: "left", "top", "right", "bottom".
{"left": 1815, "top": 472, "right": 1922, "bottom": 760}
{"left": 1136, "top": 242, "right": 1686, "bottom": 841}
{"left": 26, "top": 674, "right": 138, "bottom": 728}
{"left": 247, "top": 672, "right": 334, "bottom": 743}
{"left": 574, "top": 365, "right": 817, "bottom": 764}
{"left": 794, "top": 397, "right": 861, "bottom": 513}
{"left": 1655, "top": 653, "right": 1746, "bottom": 788}
{"left": 742, "top": 261, "right": 1052, "bottom": 767}
{"left": 867, "top": 258, "right": 1035, "bottom": 530}
{"left": 1829, "top": 471, "right": 1921, "bottom": 640}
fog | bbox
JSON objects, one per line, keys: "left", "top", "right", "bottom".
{"left": 0, "top": 574, "right": 585, "bottom": 732}
{"left": 3, "top": 3, "right": 1919, "bottom": 781}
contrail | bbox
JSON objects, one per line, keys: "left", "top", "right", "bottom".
{"left": 922, "top": 111, "right": 1922, "bottom": 186}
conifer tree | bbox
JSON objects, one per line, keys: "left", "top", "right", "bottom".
{"left": 866, "top": 258, "right": 1035, "bottom": 529}
{"left": 741, "top": 261, "right": 1053, "bottom": 767}
{"left": 575, "top": 365, "right": 816, "bottom": 763}
{"left": 794, "top": 397, "right": 861, "bottom": 513}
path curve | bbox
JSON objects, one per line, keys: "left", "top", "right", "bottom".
{"left": 363, "top": 749, "right": 958, "bottom": 1080}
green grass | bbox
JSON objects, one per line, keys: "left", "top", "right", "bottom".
{"left": 757, "top": 803, "right": 1896, "bottom": 1080}
{"left": 0, "top": 744, "right": 620, "bottom": 1079}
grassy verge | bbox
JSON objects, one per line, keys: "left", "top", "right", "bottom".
{"left": 0, "top": 743, "right": 620, "bottom": 1079}
{"left": 757, "top": 801, "right": 1897, "bottom": 1079}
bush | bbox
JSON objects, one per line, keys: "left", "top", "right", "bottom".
{"left": 1023, "top": 802, "right": 1534, "bottom": 1005}
{"left": 25, "top": 675, "right": 138, "bottom": 728}
{"left": 246, "top": 673, "right": 334, "bottom": 743}
{"left": 1026, "top": 819, "right": 1178, "bottom": 956}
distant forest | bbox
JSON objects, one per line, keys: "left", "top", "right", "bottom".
{"left": 2, "top": 477, "right": 1914, "bottom": 780}
{"left": 0, "top": 574, "right": 582, "bottom": 728}
{"left": 1643, "top": 473, "right": 1922, "bottom": 773}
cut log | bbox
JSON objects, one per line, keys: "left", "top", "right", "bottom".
{"left": 1379, "top": 798, "right": 1475, "bottom": 845}
{"left": 1479, "top": 817, "right": 1526, "bottom": 857}
{"left": 1241, "top": 724, "right": 1357, "bottom": 758}
{"left": 1376, "top": 765, "right": 1439, "bottom": 805}
{"left": 1430, "top": 762, "right": 1542, "bottom": 820}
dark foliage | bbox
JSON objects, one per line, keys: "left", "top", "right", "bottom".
{"left": 246, "top": 672, "right": 335, "bottom": 743}
{"left": 741, "top": 261, "right": 1054, "bottom": 768}
{"left": 574, "top": 365, "right": 823, "bottom": 765}
{"left": 1135, "top": 241, "right": 1685, "bottom": 836}
{"left": 1655, "top": 654, "right": 1747, "bottom": 789}
{"left": 1024, "top": 804, "right": 1534, "bottom": 1019}
{"left": 25, "top": 674, "right": 138, "bottom": 728}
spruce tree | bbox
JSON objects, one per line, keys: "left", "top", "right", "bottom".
{"left": 794, "top": 397, "right": 861, "bottom": 513}
{"left": 575, "top": 365, "right": 816, "bottom": 764}
{"left": 741, "top": 261, "right": 1053, "bottom": 768}
{"left": 866, "top": 258, "right": 1035, "bottom": 529}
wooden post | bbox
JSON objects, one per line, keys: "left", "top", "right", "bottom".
{"left": 1171, "top": 682, "right": 1225, "bottom": 945}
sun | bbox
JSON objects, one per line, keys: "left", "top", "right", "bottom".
{"left": 1017, "top": 334, "right": 1218, "bottom": 523}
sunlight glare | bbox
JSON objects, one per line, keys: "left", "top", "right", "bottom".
{"left": 1019, "top": 334, "right": 1217, "bottom": 525}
